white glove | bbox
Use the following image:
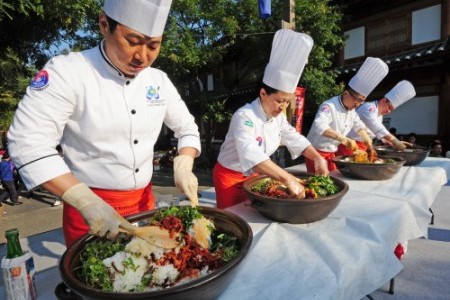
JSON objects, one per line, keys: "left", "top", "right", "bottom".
{"left": 335, "top": 134, "right": 357, "bottom": 151}
{"left": 391, "top": 138, "right": 407, "bottom": 151}
{"left": 358, "top": 130, "right": 373, "bottom": 148}
{"left": 313, "top": 157, "right": 329, "bottom": 176}
{"left": 173, "top": 155, "right": 198, "bottom": 206}
{"left": 62, "top": 183, "right": 128, "bottom": 238}
{"left": 285, "top": 175, "right": 305, "bottom": 199}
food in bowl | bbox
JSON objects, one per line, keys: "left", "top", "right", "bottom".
{"left": 76, "top": 206, "right": 240, "bottom": 293}
{"left": 243, "top": 172, "right": 349, "bottom": 224}
{"left": 250, "top": 175, "right": 339, "bottom": 199}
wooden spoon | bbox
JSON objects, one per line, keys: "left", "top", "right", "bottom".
{"left": 119, "top": 221, "right": 180, "bottom": 249}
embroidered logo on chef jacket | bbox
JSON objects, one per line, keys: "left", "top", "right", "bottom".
{"left": 146, "top": 85, "right": 165, "bottom": 106}
{"left": 368, "top": 105, "right": 376, "bottom": 113}
{"left": 321, "top": 105, "right": 331, "bottom": 113}
{"left": 256, "top": 136, "right": 263, "bottom": 146}
{"left": 30, "top": 70, "right": 49, "bottom": 90}
{"left": 244, "top": 120, "right": 254, "bottom": 127}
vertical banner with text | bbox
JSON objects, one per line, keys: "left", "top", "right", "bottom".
{"left": 294, "top": 87, "right": 306, "bottom": 134}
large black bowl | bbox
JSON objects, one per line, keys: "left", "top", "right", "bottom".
{"left": 59, "top": 207, "right": 253, "bottom": 300}
{"left": 243, "top": 171, "right": 348, "bottom": 224}
{"left": 374, "top": 145, "right": 430, "bottom": 166}
{"left": 333, "top": 155, "right": 406, "bottom": 180}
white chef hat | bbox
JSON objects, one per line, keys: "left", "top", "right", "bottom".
{"left": 385, "top": 80, "right": 416, "bottom": 108}
{"left": 103, "top": 0, "right": 172, "bottom": 37}
{"left": 348, "top": 57, "right": 389, "bottom": 97}
{"left": 263, "top": 29, "right": 314, "bottom": 93}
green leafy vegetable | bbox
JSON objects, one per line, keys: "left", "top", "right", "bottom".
{"left": 77, "top": 237, "right": 128, "bottom": 291}
{"left": 152, "top": 205, "right": 203, "bottom": 229}
{"left": 306, "top": 175, "right": 338, "bottom": 197}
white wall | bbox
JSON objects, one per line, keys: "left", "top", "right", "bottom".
{"left": 344, "top": 27, "right": 365, "bottom": 59}
{"left": 412, "top": 5, "right": 441, "bottom": 45}
{"left": 384, "top": 96, "right": 439, "bottom": 134}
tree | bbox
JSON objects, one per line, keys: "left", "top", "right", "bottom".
{"left": 0, "top": 0, "right": 101, "bottom": 132}
{"left": 157, "top": 0, "right": 345, "bottom": 165}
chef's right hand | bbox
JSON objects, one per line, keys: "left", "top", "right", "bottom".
{"left": 62, "top": 183, "right": 127, "bottom": 238}
{"left": 313, "top": 157, "right": 329, "bottom": 176}
{"left": 391, "top": 138, "right": 411, "bottom": 151}
{"left": 336, "top": 134, "right": 357, "bottom": 151}
{"left": 285, "top": 175, "right": 305, "bottom": 199}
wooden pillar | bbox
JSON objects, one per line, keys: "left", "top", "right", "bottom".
{"left": 281, "top": 0, "right": 295, "bottom": 29}
{"left": 442, "top": 0, "right": 450, "bottom": 38}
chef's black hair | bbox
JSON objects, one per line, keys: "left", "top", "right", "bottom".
{"left": 105, "top": 14, "right": 118, "bottom": 33}
{"left": 261, "top": 82, "right": 278, "bottom": 95}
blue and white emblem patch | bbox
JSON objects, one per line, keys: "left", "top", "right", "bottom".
{"left": 30, "top": 70, "right": 49, "bottom": 90}
{"left": 146, "top": 85, "right": 160, "bottom": 100}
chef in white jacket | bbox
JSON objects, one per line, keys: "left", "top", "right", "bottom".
{"left": 213, "top": 29, "right": 328, "bottom": 209}
{"left": 306, "top": 57, "right": 388, "bottom": 172}
{"left": 342, "top": 80, "right": 416, "bottom": 154}
{"left": 7, "top": 0, "right": 201, "bottom": 248}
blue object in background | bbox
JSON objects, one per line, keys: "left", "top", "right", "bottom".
{"left": 258, "top": 0, "right": 271, "bottom": 19}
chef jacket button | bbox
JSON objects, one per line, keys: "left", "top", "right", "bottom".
{"left": 131, "top": 109, "right": 136, "bottom": 114}
{"left": 134, "top": 139, "right": 138, "bottom": 144}
{"left": 135, "top": 168, "right": 139, "bottom": 173}
{"left": 126, "top": 80, "right": 130, "bottom": 85}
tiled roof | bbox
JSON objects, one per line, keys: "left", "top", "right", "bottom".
{"left": 336, "top": 37, "right": 450, "bottom": 75}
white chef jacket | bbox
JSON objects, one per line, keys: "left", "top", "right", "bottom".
{"left": 347, "top": 101, "right": 389, "bottom": 141}
{"left": 8, "top": 42, "right": 201, "bottom": 190}
{"left": 217, "top": 98, "right": 311, "bottom": 175}
{"left": 306, "top": 95, "right": 366, "bottom": 152}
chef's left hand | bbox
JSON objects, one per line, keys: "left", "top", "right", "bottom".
{"left": 173, "top": 155, "right": 198, "bottom": 206}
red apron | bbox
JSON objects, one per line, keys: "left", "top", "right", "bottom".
{"left": 213, "top": 163, "right": 259, "bottom": 209}
{"left": 305, "top": 150, "right": 337, "bottom": 173}
{"left": 63, "top": 183, "right": 155, "bottom": 248}
{"left": 336, "top": 141, "right": 367, "bottom": 157}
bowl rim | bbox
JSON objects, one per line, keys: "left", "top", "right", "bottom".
{"left": 373, "top": 145, "right": 430, "bottom": 153}
{"left": 60, "top": 206, "right": 253, "bottom": 298}
{"left": 333, "top": 155, "right": 406, "bottom": 166}
{"left": 242, "top": 171, "right": 349, "bottom": 203}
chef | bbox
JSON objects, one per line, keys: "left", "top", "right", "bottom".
{"left": 7, "top": 0, "right": 201, "bottom": 248}
{"left": 340, "top": 80, "right": 416, "bottom": 155}
{"left": 306, "top": 57, "right": 389, "bottom": 172}
{"left": 213, "top": 29, "right": 329, "bottom": 209}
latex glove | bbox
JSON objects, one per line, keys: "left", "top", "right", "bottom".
{"left": 392, "top": 138, "right": 413, "bottom": 151}
{"left": 285, "top": 175, "right": 305, "bottom": 199}
{"left": 173, "top": 155, "right": 198, "bottom": 206}
{"left": 335, "top": 134, "right": 357, "bottom": 152}
{"left": 358, "top": 130, "right": 373, "bottom": 148}
{"left": 313, "top": 157, "right": 329, "bottom": 176}
{"left": 62, "top": 183, "right": 129, "bottom": 238}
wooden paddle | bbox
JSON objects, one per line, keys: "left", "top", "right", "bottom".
{"left": 119, "top": 221, "right": 180, "bottom": 249}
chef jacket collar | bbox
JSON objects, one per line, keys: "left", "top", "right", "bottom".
{"left": 257, "top": 98, "right": 273, "bottom": 122}
{"left": 99, "top": 40, "right": 135, "bottom": 81}
{"left": 338, "top": 95, "right": 350, "bottom": 112}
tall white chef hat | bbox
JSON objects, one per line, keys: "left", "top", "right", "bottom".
{"left": 348, "top": 57, "right": 389, "bottom": 97}
{"left": 103, "top": 0, "right": 172, "bottom": 37}
{"left": 385, "top": 80, "right": 416, "bottom": 108}
{"left": 263, "top": 29, "right": 314, "bottom": 93}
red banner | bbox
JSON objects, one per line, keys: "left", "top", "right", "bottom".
{"left": 294, "top": 87, "right": 306, "bottom": 133}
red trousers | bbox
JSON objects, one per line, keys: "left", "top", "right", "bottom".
{"left": 213, "top": 163, "right": 259, "bottom": 209}
{"left": 63, "top": 183, "right": 155, "bottom": 248}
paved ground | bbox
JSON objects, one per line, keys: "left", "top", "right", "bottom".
{"left": 0, "top": 168, "right": 214, "bottom": 244}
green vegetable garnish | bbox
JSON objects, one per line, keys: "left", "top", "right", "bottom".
{"left": 306, "top": 175, "right": 338, "bottom": 197}
{"left": 152, "top": 205, "right": 203, "bottom": 229}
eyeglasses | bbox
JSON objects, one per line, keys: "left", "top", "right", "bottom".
{"left": 347, "top": 90, "right": 366, "bottom": 104}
